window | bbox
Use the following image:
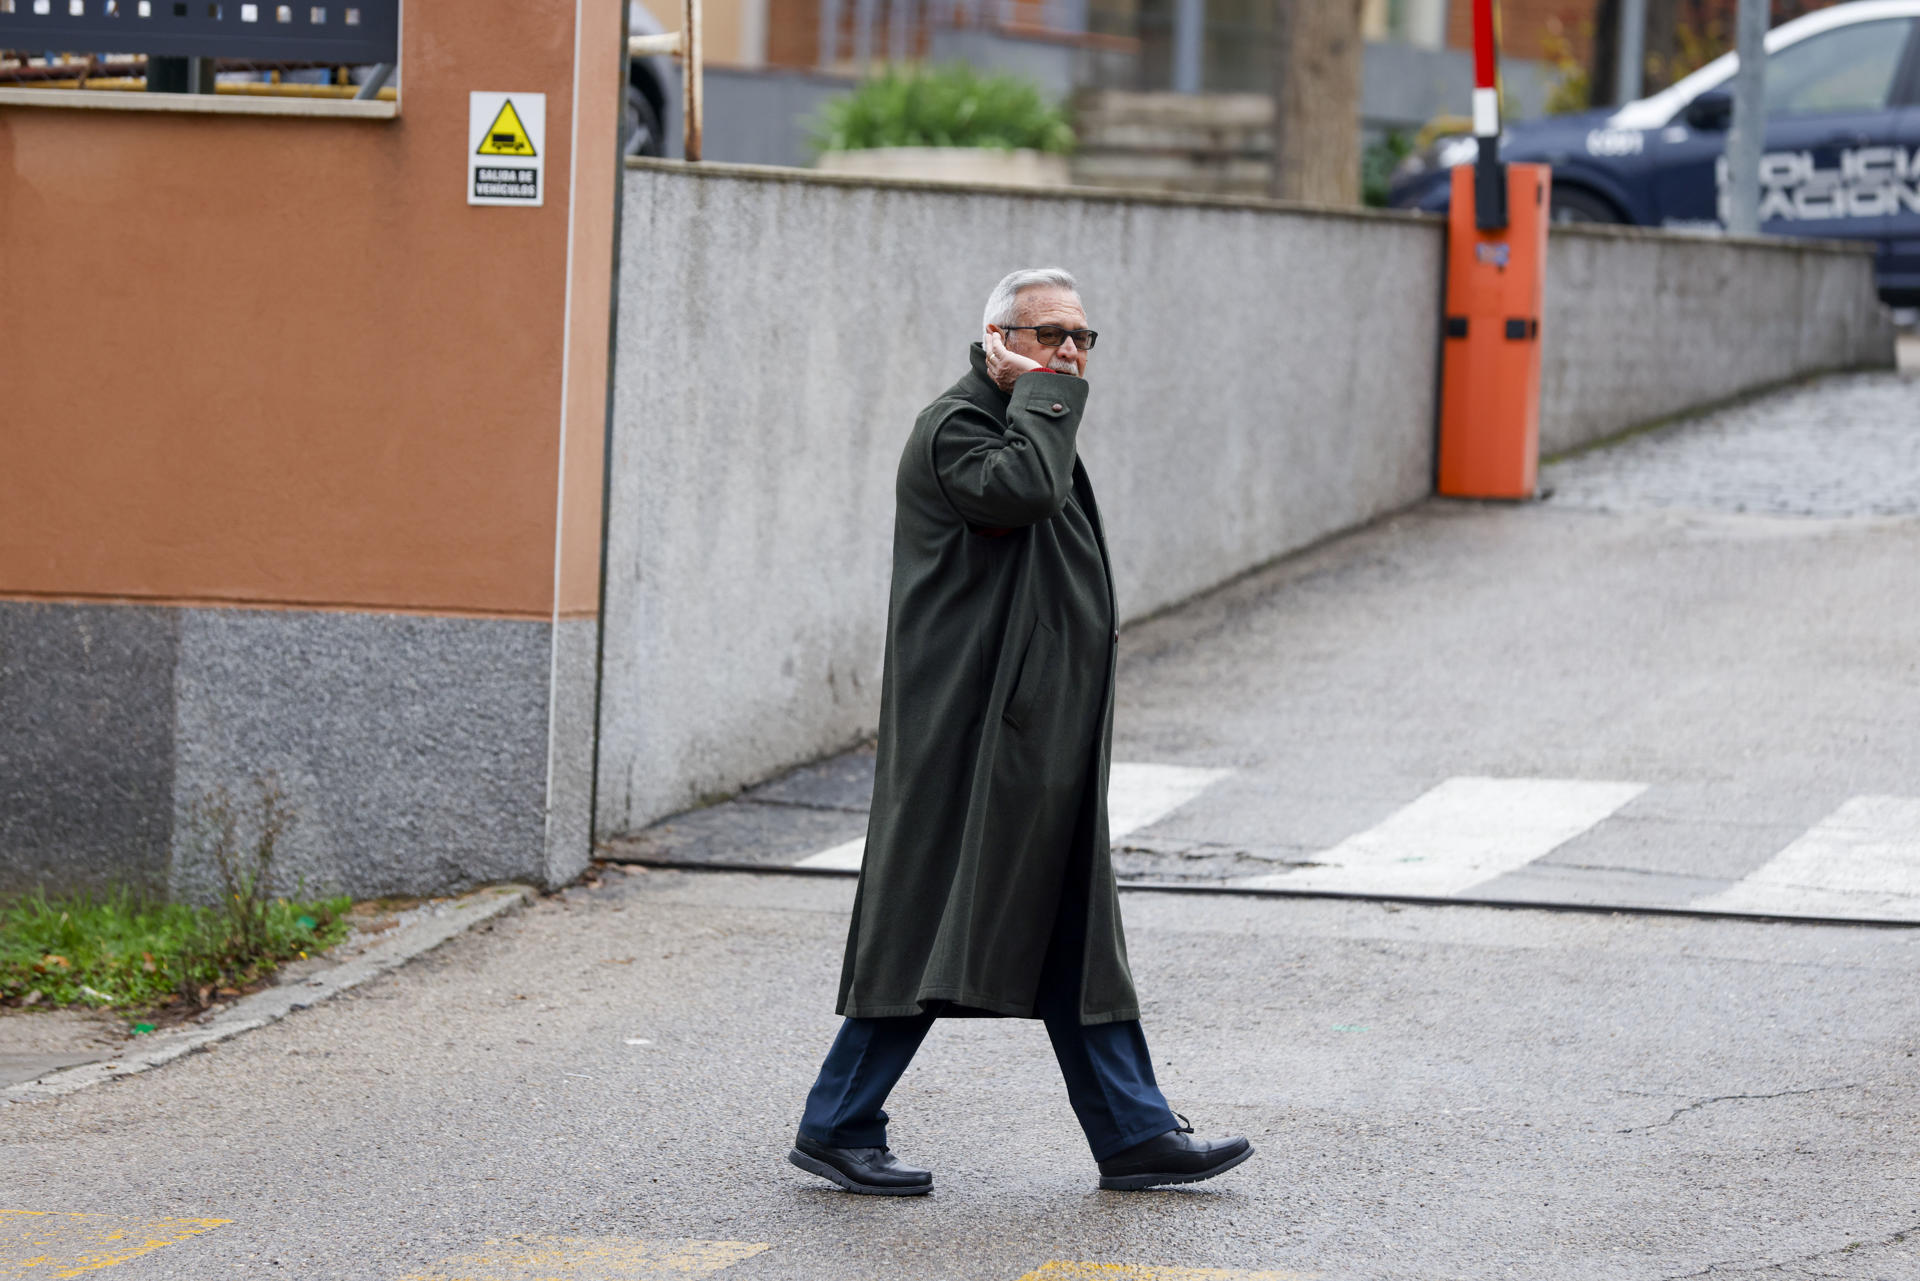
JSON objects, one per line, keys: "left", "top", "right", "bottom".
{"left": 1767, "top": 18, "right": 1913, "bottom": 117}
{"left": 0, "top": 0, "right": 396, "bottom": 111}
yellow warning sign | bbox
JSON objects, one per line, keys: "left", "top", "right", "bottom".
{"left": 476, "top": 99, "right": 537, "bottom": 157}
{"left": 468, "top": 92, "right": 545, "bottom": 206}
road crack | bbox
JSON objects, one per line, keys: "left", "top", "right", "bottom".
{"left": 1664, "top": 1220, "right": 1920, "bottom": 1278}
{"left": 1618, "top": 1083, "right": 1859, "bottom": 1134}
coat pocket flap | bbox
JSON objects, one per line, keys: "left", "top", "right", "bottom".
{"left": 1002, "top": 620, "right": 1055, "bottom": 732}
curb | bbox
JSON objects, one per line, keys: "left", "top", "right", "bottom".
{"left": 2, "top": 883, "right": 534, "bottom": 1105}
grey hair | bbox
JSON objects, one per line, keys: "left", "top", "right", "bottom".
{"left": 982, "top": 268, "right": 1080, "bottom": 337}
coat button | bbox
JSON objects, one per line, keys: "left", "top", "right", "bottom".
{"left": 1051, "top": 403, "right": 1064, "bottom": 412}
{"left": 1112, "top": 629, "right": 1120, "bottom": 642}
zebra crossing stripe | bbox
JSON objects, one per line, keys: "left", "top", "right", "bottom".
{"left": 789, "top": 771, "right": 1920, "bottom": 922}
{"left": 792, "top": 763, "right": 1233, "bottom": 871}
{"left": 794, "top": 835, "right": 865, "bottom": 871}
{"left": 1233, "top": 777, "right": 1647, "bottom": 897}
{"left": 1694, "top": 795, "right": 1920, "bottom": 920}
{"left": 1106, "top": 763, "right": 1235, "bottom": 841}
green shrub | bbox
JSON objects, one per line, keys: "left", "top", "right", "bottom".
{"left": 1361, "top": 130, "right": 1414, "bottom": 207}
{"left": 811, "top": 63, "right": 1075, "bottom": 156}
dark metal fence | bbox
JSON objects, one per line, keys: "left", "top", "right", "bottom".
{"left": 0, "top": 0, "right": 396, "bottom": 63}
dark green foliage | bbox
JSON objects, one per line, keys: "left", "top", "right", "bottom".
{"left": 1362, "top": 130, "right": 1415, "bottom": 207}
{"left": 811, "top": 63, "right": 1075, "bottom": 156}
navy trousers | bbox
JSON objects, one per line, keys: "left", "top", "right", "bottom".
{"left": 796, "top": 983, "right": 1177, "bottom": 1161}
{"left": 800, "top": 823, "right": 1178, "bottom": 1161}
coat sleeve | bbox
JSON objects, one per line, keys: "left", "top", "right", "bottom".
{"left": 929, "top": 373, "right": 1091, "bottom": 528}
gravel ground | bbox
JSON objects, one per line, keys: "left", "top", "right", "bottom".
{"left": 1541, "top": 370, "right": 1920, "bottom": 519}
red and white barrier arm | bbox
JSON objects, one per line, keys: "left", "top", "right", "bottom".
{"left": 1469, "top": 0, "right": 1508, "bottom": 229}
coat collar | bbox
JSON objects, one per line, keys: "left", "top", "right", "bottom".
{"left": 964, "top": 342, "right": 1012, "bottom": 418}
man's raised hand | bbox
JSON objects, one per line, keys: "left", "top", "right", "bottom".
{"left": 984, "top": 328, "right": 1043, "bottom": 391}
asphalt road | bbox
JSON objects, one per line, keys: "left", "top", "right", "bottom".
{"left": 7, "top": 868, "right": 1920, "bottom": 1281}
{"left": 8, "top": 369, "right": 1920, "bottom": 1280}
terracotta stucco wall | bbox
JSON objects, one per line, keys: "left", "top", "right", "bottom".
{"left": 0, "top": 0, "right": 614, "bottom": 620}
{"left": 1446, "top": 0, "right": 1589, "bottom": 62}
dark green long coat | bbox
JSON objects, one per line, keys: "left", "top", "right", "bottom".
{"left": 836, "top": 343, "right": 1139, "bottom": 1026}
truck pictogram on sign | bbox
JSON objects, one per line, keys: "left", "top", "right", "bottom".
{"left": 476, "top": 100, "right": 538, "bottom": 158}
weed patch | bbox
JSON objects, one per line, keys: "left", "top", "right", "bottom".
{"left": 1, "top": 776, "right": 351, "bottom": 1012}
{"left": 0, "top": 889, "right": 350, "bottom": 1011}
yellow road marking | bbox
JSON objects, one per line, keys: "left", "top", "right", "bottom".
{"left": 1015, "top": 1265, "right": 1317, "bottom": 1281}
{"left": 396, "top": 1236, "right": 769, "bottom": 1280}
{"left": 0, "top": 1210, "right": 230, "bottom": 1278}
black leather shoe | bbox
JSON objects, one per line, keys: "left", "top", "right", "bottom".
{"left": 788, "top": 1134, "right": 933, "bottom": 1196}
{"left": 1096, "top": 1115, "right": 1253, "bottom": 1191}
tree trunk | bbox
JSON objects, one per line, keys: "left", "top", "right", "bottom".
{"left": 1588, "top": 0, "right": 1620, "bottom": 107}
{"left": 1642, "top": 0, "right": 1679, "bottom": 92}
{"left": 1268, "top": 0, "right": 1364, "bottom": 205}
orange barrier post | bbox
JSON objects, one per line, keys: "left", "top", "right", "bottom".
{"left": 1437, "top": 161, "right": 1551, "bottom": 499}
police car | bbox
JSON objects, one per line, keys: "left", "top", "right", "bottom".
{"left": 1387, "top": 0, "right": 1920, "bottom": 303}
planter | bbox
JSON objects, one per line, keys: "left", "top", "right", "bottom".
{"left": 815, "top": 146, "right": 1071, "bottom": 188}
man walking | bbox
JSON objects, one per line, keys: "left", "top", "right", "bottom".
{"left": 787, "top": 268, "right": 1252, "bottom": 1196}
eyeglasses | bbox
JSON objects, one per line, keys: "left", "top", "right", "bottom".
{"left": 1002, "top": 325, "right": 1098, "bottom": 351}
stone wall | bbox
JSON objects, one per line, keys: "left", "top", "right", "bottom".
{"left": 0, "top": 603, "right": 583, "bottom": 900}
{"left": 1541, "top": 225, "right": 1895, "bottom": 457}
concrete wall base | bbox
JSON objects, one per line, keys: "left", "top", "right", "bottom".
{"left": 0, "top": 601, "right": 593, "bottom": 900}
